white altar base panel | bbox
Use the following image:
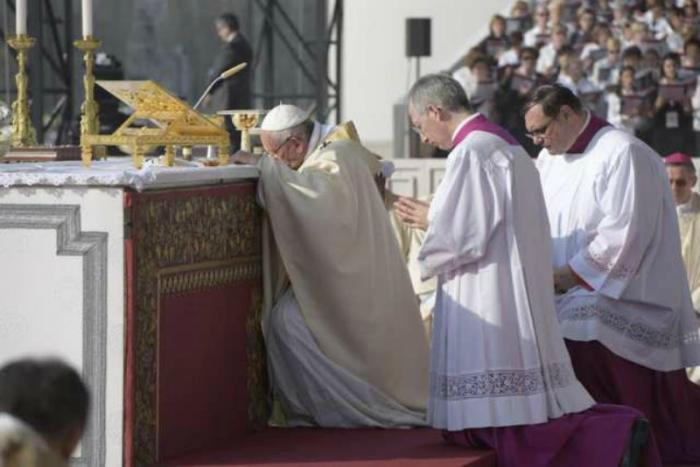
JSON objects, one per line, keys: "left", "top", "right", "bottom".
{"left": 0, "top": 187, "right": 124, "bottom": 467}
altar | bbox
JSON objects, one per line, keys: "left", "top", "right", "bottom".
{"left": 0, "top": 158, "right": 266, "bottom": 466}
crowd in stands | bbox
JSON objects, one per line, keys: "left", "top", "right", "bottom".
{"left": 453, "top": 0, "right": 700, "bottom": 157}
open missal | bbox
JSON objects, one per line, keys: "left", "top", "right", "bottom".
{"left": 621, "top": 94, "right": 647, "bottom": 116}
{"left": 658, "top": 83, "right": 690, "bottom": 101}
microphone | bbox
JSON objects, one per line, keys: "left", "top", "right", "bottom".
{"left": 193, "top": 62, "right": 248, "bottom": 110}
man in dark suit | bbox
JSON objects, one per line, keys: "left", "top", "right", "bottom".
{"left": 206, "top": 13, "right": 253, "bottom": 151}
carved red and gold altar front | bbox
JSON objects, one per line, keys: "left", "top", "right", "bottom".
{"left": 123, "top": 182, "right": 268, "bottom": 466}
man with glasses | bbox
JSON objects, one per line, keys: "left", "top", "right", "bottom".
{"left": 527, "top": 84, "right": 700, "bottom": 463}
{"left": 665, "top": 152, "right": 700, "bottom": 384}
{"left": 232, "top": 104, "right": 429, "bottom": 428}
{"left": 396, "top": 74, "right": 654, "bottom": 467}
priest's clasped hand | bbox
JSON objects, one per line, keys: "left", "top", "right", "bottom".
{"left": 231, "top": 150, "right": 262, "bottom": 166}
{"left": 553, "top": 265, "right": 577, "bottom": 295}
{"left": 394, "top": 196, "right": 430, "bottom": 230}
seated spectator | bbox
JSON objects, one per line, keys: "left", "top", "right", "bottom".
{"left": 684, "top": 0, "right": 700, "bottom": 30}
{"left": 581, "top": 23, "right": 614, "bottom": 73}
{"left": 478, "top": 14, "right": 509, "bottom": 59}
{"left": 643, "top": 47, "right": 663, "bottom": 82}
{"left": 524, "top": 4, "right": 551, "bottom": 48}
{"left": 666, "top": 7, "right": 687, "bottom": 53}
{"left": 537, "top": 24, "right": 570, "bottom": 77}
{"left": 612, "top": 5, "right": 629, "bottom": 37}
{"left": 620, "top": 19, "right": 635, "bottom": 49}
{"left": 557, "top": 55, "right": 605, "bottom": 116}
{"left": 548, "top": 0, "right": 574, "bottom": 36}
{"left": 607, "top": 65, "right": 654, "bottom": 136}
{"left": 622, "top": 45, "right": 657, "bottom": 91}
{"left": 498, "top": 31, "right": 524, "bottom": 68}
{"left": 635, "top": 20, "right": 669, "bottom": 56}
{"left": 506, "top": 1, "right": 532, "bottom": 34}
{"left": 451, "top": 47, "right": 481, "bottom": 92}
{"left": 494, "top": 46, "right": 547, "bottom": 156}
{"left": 571, "top": 7, "right": 597, "bottom": 52}
{"left": 596, "top": 0, "right": 615, "bottom": 24}
{"left": 653, "top": 52, "right": 695, "bottom": 155}
{"left": 0, "top": 358, "right": 89, "bottom": 466}
{"left": 681, "top": 37, "right": 700, "bottom": 81}
{"left": 644, "top": 0, "right": 674, "bottom": 39}
{"left": 455, "top": 53, "right": 497, "bottom": 120}
{"left": 592, "top": 37, "right": 622, "bottom": 89}
{"left": 554, "top": 45, "right": 576, "bottom": 80}
{"left": 689, "top": 61, "right": 700, "bottom": 158}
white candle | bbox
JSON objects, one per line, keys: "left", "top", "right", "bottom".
{"left": 16, "top": 0, "right": 27, "bottom": 36}
{"left": 82, "top": 0, "right": 93, "bottom": 38}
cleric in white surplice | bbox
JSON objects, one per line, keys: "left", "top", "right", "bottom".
{"left": 395, "top": 74, "right": 656, "bottom": 467}
{"left": 525, "top": 84, "right": 700, "bottom": 464}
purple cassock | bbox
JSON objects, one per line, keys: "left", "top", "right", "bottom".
{"left": 423, "top": 114, "right": 662, "bottom": 467}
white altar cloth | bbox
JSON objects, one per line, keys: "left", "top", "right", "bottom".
{"left": 0, "top": 158, "right": 259, "bottom": 191}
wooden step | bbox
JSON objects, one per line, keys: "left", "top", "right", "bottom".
{"left": 158, "top": 427, "right": 496, "bottom": 467}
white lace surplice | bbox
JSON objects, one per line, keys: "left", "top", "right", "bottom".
{"left": 536, "top": 127, "right": 700, "bottom": 371}
{"left": 419, "top": 128, "right": 593, "bottom": 431}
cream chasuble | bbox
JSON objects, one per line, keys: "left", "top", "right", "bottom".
{"left": 678, "top": 192, "right": 700, "bottom": 313}
{"left": 258, "top": 126, "right": 429, "bottom": 427}
{"left": 678, "top": 193, "right": 700, "bottom": 383}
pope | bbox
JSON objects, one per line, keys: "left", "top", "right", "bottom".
{"left": 232, "top": 105, "right": 430, "bottom": 428}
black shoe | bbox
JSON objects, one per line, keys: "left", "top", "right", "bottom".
{"left": 620, "top": 417, "right": 650, "bottom": 467}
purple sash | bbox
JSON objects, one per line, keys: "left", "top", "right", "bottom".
{"left": 566, "top": 115, "right": 611, "bottom": 154}
{"left": 452, "top": 114, "right": 519, "bottom": 147}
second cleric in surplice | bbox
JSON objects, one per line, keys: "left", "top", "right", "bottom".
{"left": 527, "top": 84, "right": 700, "bottom": 464}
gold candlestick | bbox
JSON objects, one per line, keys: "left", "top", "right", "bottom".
{"left": 74, "top": 36, "right": 102, "bottom": 167}
{"left": 7, "top": 35, "right": 37, "bottom": 148}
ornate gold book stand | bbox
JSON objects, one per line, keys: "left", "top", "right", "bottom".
{"left": 81, "top": 81, "right": 230, "bottom": 169}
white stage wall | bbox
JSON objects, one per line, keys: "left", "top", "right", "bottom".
{"left": 342, "top": 1, "right": 513, "bottom": 153}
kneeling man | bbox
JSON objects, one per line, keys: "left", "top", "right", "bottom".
{"left": 234, "top": 105, "right": 429, "bottom": 428}
{"left": 526, "top": 85, "right": 700, "bottom": 463}
{"left": 399, "top": 74, "right": 657, "bottom": 467}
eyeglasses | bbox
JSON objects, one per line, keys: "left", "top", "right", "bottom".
{"left": 670, "top": 179, "right": 689, "bottom": 187}
{"left": 525, "top": 113, "right": 559, "bottom": 141}
{"left": 267, "top": 135, "right": 294, "bottom": 157}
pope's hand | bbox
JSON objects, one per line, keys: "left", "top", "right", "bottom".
{"left": 393, "top": 196, "right": 430, "bottom": 230}
{"left": 231, "top": 151, "right": 262, "bottom": 166}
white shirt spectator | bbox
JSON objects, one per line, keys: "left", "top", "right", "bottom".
{"left": 536, "top": 43, "right": 559, "bottom": 74}
{"left": 592, "top": 57, "right": 621, "bottom": 88}
{"left": 643, "top": 12, "right": 674, "bottom": 39}
{"left": 524, "top": 25, "right": 550, "bottom": 47}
